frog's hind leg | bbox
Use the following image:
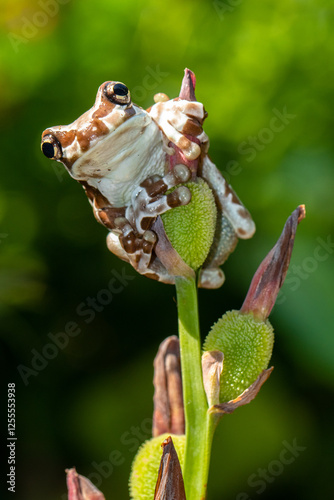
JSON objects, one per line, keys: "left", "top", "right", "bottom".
{"left": 106, "top": 229, "right": 175, "bottom": 284}
{"left": 198, "top": 215, "right": 238, "bottom": 288}
{"left": 111, "top": 218, "right": 158, "bottom": 275}
{"left": 198, "top": 156, "right": 256, "bottom": 289}
{"left": 201, "top": 156, "right": 256, "bottom": 239}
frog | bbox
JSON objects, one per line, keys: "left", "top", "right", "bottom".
{"left": 41, "top": 70, "right": 255, "bottom": 288}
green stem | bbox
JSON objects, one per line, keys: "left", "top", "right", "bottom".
{"left": 175, "top": 275, "right": 217, "bottom": 500}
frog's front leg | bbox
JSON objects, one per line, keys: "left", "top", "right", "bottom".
{"left": 92, "top": 165, "right": 192, "bottom": 282}
{"left": 115, "top": 164, "right": 191, "bottom": 277}
{"left": 125, "top": 164, "right": 191, "bottom": 234}
{"left": 149, "top": 99, "right": 209, "bottom": 162}
{"left": 199, "top": 156, "right": 256, "bottom": 289}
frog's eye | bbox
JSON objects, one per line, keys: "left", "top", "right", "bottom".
{"left": 41, "top": 135, "right": 62, "bottom": 160}
{"left": 104, "top": 82, "right": 131, "bottom": 105}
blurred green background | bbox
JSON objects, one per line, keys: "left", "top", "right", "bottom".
{"left": 1, "top": 0, "right": 334, "bottom": 498}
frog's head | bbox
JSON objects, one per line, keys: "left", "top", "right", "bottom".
{"left": 41, "top": 81, "right": 136, "bottom": 172}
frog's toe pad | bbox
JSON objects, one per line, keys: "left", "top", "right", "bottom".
{"left": 166, "top": 186, "right": 191, "bottom": 208}
{"left": 198, "top": 267, "right": 225, "bottom": 289}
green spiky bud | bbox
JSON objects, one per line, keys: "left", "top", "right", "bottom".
{"left": 203, "top": 310, "right": 274, "bottom": 402}
{"left": 129, "top": 433, "right": 185, "bottom": 500}
{"left": 161, "top": 178, "right": 217, "bottom": 270}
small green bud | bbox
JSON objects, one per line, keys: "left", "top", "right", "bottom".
{"left": 203, "top": 310, "right": 274, "bottom": 402}
{"left": 161, "top": 178, "right": 217, "bottom": 270}
{"left": 129, "top": 433, "right": 185, "bottom": 500}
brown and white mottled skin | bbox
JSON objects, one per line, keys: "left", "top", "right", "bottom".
{"left": 41, "top": 72, "right": 255, "bottom": 287}
{"left": 41, "top": 81, "right": 202, "bottom": 207}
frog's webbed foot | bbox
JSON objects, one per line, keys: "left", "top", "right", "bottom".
{"left": 106, "top": 230, "right": 176, "bottom": 283}
{"left": 106, "top": 228, "right": 176, "bottom": 283}
{"left": 149, "top": 99, "right": 209, "bottom": 161}
{"left": 108, "top": 221, "right": 159, "bottom": 276}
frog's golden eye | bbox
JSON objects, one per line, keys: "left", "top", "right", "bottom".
{"left": 104, "top": 82, "right": 131, "bottom": 105}
{"left": 41, "top": 135, "right": 62, "bottom": 160}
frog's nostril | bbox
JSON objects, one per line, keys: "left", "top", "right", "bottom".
{"left": 41, "top": 135, "right": 62, "bottom": 160}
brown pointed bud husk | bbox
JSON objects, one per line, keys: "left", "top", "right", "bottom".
{"left": 168, "top": 68, "right": 201, "bottom": 176}
{"left": 153, "top": 336, "right": 185, "bottom": 437}
{"left": 179, "top": 68, "right": 197, "bottom": 101}
{"left": 129, "top": 433, "right": 185, "bottom": 499}
{"left": 154, "top": 436, "right": 186, "bottom": 500}
{"left": 66, "top": 468, "right": 105, "bottom": 500}
{"left": 209, "top": 367, "right": 273, "bottom": 417}
{"left": 241, "top": 205, "right": 306, "bottom": 320}
{"left": 202, "top": 350, "right": 224, "bottom": 406}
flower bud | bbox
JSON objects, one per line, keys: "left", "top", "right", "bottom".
{"left": 203, "top": 310, "right": 274, "bottom": 402}
{"left": 161, "top": 178, "right": 217, "bottom": 270}
{"left": 203, "top": 205, "right": 305, "bottom": 405}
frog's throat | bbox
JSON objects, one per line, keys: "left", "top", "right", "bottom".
{"left": 71, "top": 111, "right": 167, "bottom": 207}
